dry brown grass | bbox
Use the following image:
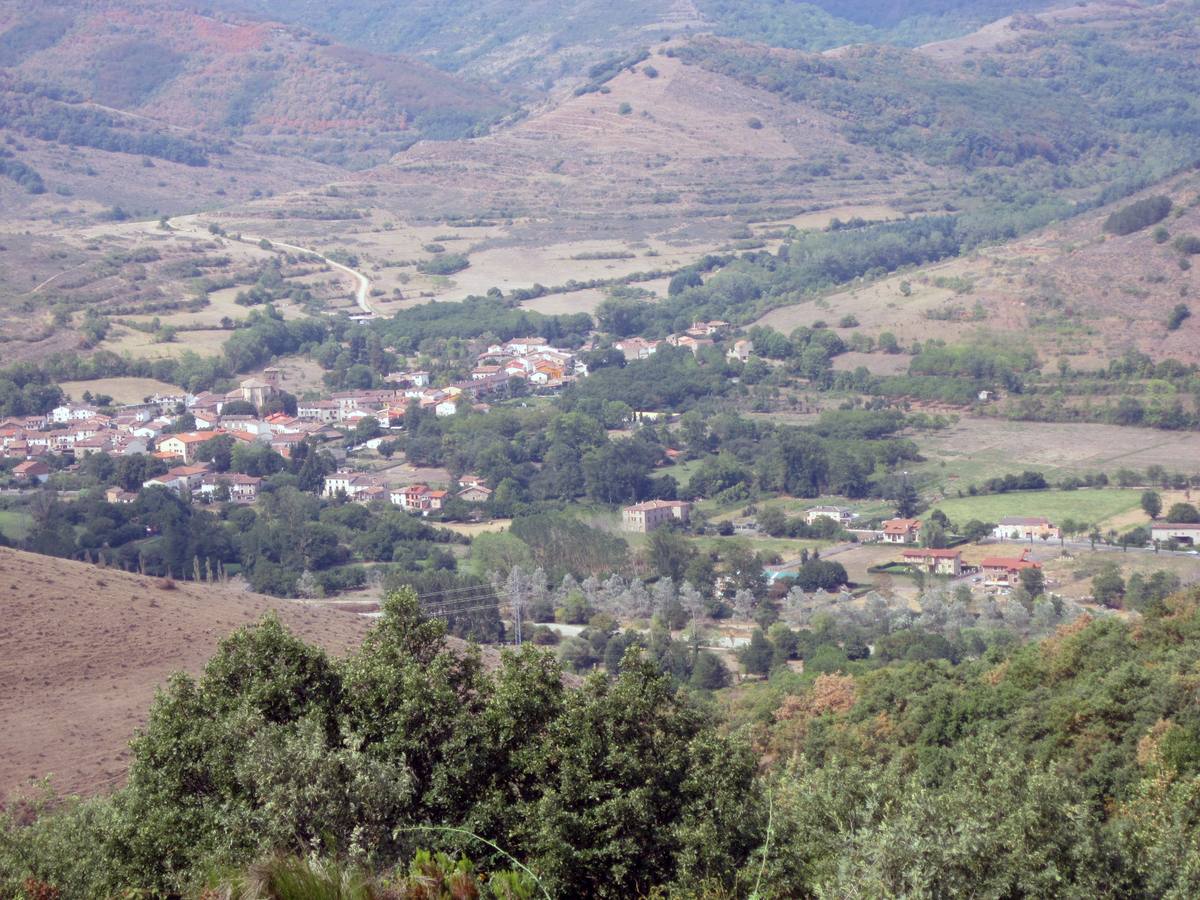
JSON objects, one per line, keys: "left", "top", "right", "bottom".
{"left": 0, "top": 547, "right": 372, "bottom": 802}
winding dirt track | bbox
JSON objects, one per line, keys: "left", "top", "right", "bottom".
{"left": 166, "top": 215, "right": 374, "bottom": 316}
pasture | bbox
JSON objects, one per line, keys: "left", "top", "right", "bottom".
{"left": 926, "top": 489, "right": 1143, "bottom": 529}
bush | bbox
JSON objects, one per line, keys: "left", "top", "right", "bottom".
{"left": 1166, "top": 303, "right": 1191, "bottom": 331}
{"left": 416, "top": 253, "right": 469, "bottom": 276}
{"left": 1103, "top": 195, "right": 1172, "bottom": 236}
{"left": 1173, "top": 235, "right": 1200, "bottom": 255}
{"left": 747, "top": 117, "right": 763, "bottom": 129}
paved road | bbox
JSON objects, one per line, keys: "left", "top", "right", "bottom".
{"left": 166, "top": 215, "right": 374, "bottom": 317}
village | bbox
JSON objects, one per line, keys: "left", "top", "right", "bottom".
{"left": 0, "top": 334, "right": 594, "bottom": 508}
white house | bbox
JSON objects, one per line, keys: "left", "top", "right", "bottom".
{"left": 1152, "top": 523, "right": 1200, "bottom": 546}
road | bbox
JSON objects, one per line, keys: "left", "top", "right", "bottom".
{"left": 165, "top": 215, "right": 374, "bottom": 317}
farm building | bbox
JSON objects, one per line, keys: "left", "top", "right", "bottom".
{"left": 806, "top": 505, "right": 855, "bottom": 526}
{"left": 622, "top": 500, "right": 692, "bottom": 533}
{"left": 1151, "top": 523, "right": 1200, "bottom": 545}
{"left": 992, "top": 516, "right": 1062, "bottom": 541}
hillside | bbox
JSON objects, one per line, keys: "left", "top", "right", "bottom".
{"left": 0, "top": 0, "right": 509, "bottom": 167}
{"left": 0, "top": 546, "right": 372, "bottom": 802}
{"left": 210, "top": 0, "right": 1068, "bottom": 92}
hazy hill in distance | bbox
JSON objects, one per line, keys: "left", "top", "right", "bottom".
{"left": 0, "top": 0, "right": 510, "bottom": 167}
{"left": 210, "top": 0, "right": 1068, "bottom": 91}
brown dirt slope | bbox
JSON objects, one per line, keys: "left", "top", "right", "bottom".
{"left": 0, "top": 547, "right": 372, "bottom": 802}
{"left": 366, "top": 47, "right": 927, "bottom": 228}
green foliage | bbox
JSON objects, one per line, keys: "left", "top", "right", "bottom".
{"left": 0, "top": 596, "right": 756, "bottom": 897}
{"left": 416, "top": 253, "right": 470, "bottom": 275}
{"left": 1104, "top": 195, "right": 1173, "bottom": 236}
{"left": 1166, "top": 303, "right": 1191, "bottom": 331}
{"left": 1173, "top": 235, "right": 1200, "bottom": 255}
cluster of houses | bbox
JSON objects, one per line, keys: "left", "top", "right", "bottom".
{"left": 612, "top": 321, "right": 740, "bottom": 362}
{"left": 321, "top": 470, "right": 493, "bottom": 513}
{"left": 899, "top": 547, "right": 1043, "bottom": 588}
{"left": 468, "top": 337, "right": 586, "bottom": 390}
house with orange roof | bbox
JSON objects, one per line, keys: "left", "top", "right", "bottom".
{"left": 901, "top": 548, "right": 963, "bottom": 577}
{"left": 157, "top": 431, "right": 218, "bottom": 464}
{"left": 881, "top": 518, "right": 921, "bottom": 544}
{"left": 980, "top": 550, "right": 1041, "bottom": 588}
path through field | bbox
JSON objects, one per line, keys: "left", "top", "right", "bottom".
{"left": 166, "top": 215, "right": 374, "bottom": 316}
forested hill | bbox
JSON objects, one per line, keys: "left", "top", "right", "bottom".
{"left": 208, "top": 0, "right": 1069, "bottom": 89}
{"left": 0, "top": 0, "right": 509, "bottom": 166}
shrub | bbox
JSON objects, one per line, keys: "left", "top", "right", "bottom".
{"left": 1103, "top": 195, "right": 1172, "bottom": 236}
{"left": 416, "top": 253, "right": 469, "bottom": 276}
{"left": 1173, "top": 235, "right": 1200, "bottom": 255}
{"left": 747, "top": 117, "right": 763, "bottom": 130}
{"left": 1166, "top": 303, "right": 1191, "bottom": 331}
{"left": 618, "top": 102, "right": 633, "bottom": 115}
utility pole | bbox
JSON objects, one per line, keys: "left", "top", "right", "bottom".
{"left": 515, "top": 597, "right": 523, "bottom": 646}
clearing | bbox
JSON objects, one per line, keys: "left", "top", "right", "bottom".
{"left": 914, "top": 418, "right": 1200, "bottom": 488}
{"left": 60, "top": 377, "right": 184, "bottom": 405}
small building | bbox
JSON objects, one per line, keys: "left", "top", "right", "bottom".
{"left": 157, "top": 431, "right": 216, "bottom": 464}
{"left": 1151, "top": 523, "right": 1200, "bottom": 546}
{"left": 323, "top": 471, "right": 380, "bottom": 499}
{"left": 12, "top": 459, "right": 51, "bottom": 483}
{"left": 881, "top": 518, "right": 921, "bottom": 544}
{"left": 457, "top": 484, "right": 493, "bottom": 504}
{"left": 726, "top": 339, "right": 753, "bottom": 363}
{"left": 980, "top": 551, "right": 1041, "bottom": 588}
{"left": 806, "top": 505, "right": 855, "bottom": 526}
{"left": 622, "top": 499, "right": 692, "bottom": 533}
{"left": 104, "top": 487, "right": 138, "bottom": 504}
{"left": 199, "top": 473, "right": 262, "bottom": 503}
{"left": 992, "top": 516, "right": 1061, "bottom": 542}
{"left": 239, "top": 377, "right": 278, "bottom": 408}
{"left": 164, "top": 464, "right": 211, "bottom": 493}
{"left": 902, "top": 548, "right": 963, "bottom": 577}
{"left": 391, "top": 484, "right": 440, "bottom": 514}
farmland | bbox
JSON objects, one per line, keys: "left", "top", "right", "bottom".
{"left": 926, "top": 489, "right": 1144, "bottom": 530}
{"left": 913, "top": 418, "right": 1200, "bottom": 487}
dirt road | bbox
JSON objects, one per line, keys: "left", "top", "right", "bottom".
{"left": 166, "top": 215, "right": 374, "bottom": 316}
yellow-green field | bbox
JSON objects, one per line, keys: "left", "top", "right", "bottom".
{"left": 101, "top": 327, "right": 231, "bottom": 360}
{"left": 927, "top": 489, "right": 1144, "bottom": 529}
{"left": 60, "top": 377, "right": 184, "bottom": 404}
{"left": 0, "top": 510, "right": 31, "bottom": 541}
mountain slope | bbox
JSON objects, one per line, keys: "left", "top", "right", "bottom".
{"left": 210, "top": 0, "right": 1069, "bottom": 91}
{"left": 0, "top": 0, "right": 510, "bottom": 167}
{"left": 0, "top": 547, "right": 375, "bottom": 801}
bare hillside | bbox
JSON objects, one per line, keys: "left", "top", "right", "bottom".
{"left": 0, "top": 547, "right": 372, "bottom": 802}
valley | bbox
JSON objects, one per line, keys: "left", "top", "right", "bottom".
{"left": 4, "top": 0, "right": 1200, "bottom": 896}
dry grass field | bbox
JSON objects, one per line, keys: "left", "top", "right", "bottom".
{"left": 59, "top": 377, "right": 184, "bottom": 404}
{"left": 0, "top": 548, "right": 372, "bottom": 802}
{"left": 103, "top": 325, "right": 232, "bottom": 359}
{"left": 914, "top": 417, "right": 1200, "bottom": 487}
